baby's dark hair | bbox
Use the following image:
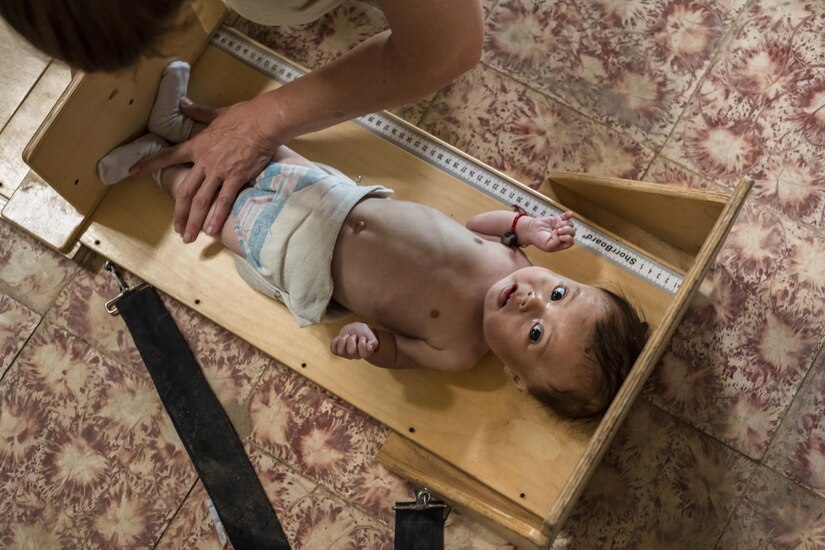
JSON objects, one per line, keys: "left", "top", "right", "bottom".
{"left": 0, "top": 0, "right": 186, "bottom": 73}
{"left": 528, "top": 288, "right": 648, "bottom": 419}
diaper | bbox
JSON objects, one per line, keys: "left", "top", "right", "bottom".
{"left": 232, "top": 161, "right": 392, "bottom": 326}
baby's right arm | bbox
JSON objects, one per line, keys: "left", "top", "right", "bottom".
{"left": 466, "top": 210, "right": 576, "bottom": 252}
{"left": 330, "top": 322, "right": 474, "bottom": 372}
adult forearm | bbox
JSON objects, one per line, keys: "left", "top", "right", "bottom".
{"left": 252, "top": 28, "right": 476, "bottom": 144}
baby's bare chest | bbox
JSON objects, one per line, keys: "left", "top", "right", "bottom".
{"left": 331, "top": 199, "right": 520, "bottom": 344}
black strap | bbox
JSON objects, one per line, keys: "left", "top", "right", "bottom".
{"left": 394, "top": 508, "right": 446, "bottom": 550}
{"left": 118, "top": 285, "right": 289, "bottom": 550}
{"left": 394, "top": 489, "right": 449, "bottom": 550}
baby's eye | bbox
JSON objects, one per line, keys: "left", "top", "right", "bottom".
{"left": 529, "top": 323, "right": 543, "bottom": 343}
{"left": 551, "top": 286, "right": 567, "bottom": 301}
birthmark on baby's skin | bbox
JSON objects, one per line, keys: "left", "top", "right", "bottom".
{"left": 354, "top": 221, "right": 366, "bottom": 233}
{"left": 430, "top": 309, "right": 440, "bottom": 318}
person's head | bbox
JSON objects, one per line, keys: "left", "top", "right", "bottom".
{"left": 483, "top": 266, "right": 648, "bottom": 419}
{"left": 0, "top": 0, "right": 187, "bottom": 73}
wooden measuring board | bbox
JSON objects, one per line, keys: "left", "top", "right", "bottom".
{"left": 0, "top": 19, "right": 51, "bottom": 138}
{"left": 8, "top": 1, "right": 751, "bottom": 546}
{"left": 0, "top": 61, "right": 71, "bottom": 200}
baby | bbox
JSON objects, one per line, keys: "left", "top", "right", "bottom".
{"left": 99, "top": 62, "right": 648, "bottom": 419}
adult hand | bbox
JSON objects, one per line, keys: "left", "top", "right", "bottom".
{"left": 132, "top": 96, "right": 281, "bottom": 243}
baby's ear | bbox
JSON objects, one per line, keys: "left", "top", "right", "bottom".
{"left": 503, "top": 365, "right": 529, "bottom": 394}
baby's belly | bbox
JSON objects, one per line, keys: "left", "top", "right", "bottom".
{"left": 330, "top": 199, "right": 489, "bottom": 340}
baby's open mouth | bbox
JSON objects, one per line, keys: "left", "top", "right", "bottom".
{"left": 498, "top": 284, "right": 517, "bottom": 308}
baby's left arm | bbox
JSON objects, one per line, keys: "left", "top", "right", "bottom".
{"left": 466, "top": 210, "right": 576, "bottom": 252}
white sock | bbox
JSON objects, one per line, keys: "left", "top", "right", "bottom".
{"left": 97, "top": 134, "right": 168, "bottom": 185}
{"left": 147, "top": 61, "right": 194, "bottom": 144}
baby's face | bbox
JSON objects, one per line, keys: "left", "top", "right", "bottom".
{"left": 482, "top": 266, "right": 608, "bottom": 397}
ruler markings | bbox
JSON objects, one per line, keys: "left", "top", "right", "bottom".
{"left": 211, "top": 27, "right": 682, "bottom": 294}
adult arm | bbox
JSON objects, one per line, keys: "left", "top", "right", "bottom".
{"left": 135, "top": 0, "right": 484, "bottom": 243}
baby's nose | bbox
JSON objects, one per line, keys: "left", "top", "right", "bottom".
{"left": 519, "top": 291, "right": 542, "bottom": 311}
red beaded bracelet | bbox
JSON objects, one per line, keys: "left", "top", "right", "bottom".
{"left": 500, "top": 205, "right": 528, "bottom": 248}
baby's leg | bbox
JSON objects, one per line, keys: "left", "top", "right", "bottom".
{"left": 147, "top": 61, "right": 206, "bottom": 143}
{"left": 272, "top": 145, "right": 316, "bottom": 168}
{"left": 159, "top": 165, "right": 244, "bottom": 255}
{"left": 97, "top": 133, "right": 243, "bottom": 254}
{"left": 97, "top": 134, "right": 167, "bottom": 185}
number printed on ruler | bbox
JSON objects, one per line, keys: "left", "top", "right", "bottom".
{"left": 211, "top": 27, "right": 683, "bottom": 294}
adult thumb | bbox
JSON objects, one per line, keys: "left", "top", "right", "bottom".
{"left": 179, "top": 96, "right": 222, "bottom": 123}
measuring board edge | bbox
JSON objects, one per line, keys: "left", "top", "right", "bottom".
{"left": 211, "top": 26, "right": 682, "bottom": 294}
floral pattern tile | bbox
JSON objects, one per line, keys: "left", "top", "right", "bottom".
{"left": 290, "top": 396, "right": 393, "bottom": 517}
{"left": 483, "top": 0, "right": 748, "bottom": 149}
{"left": 444, "top": 511, "right": 516, "bottom": 549}
{"left": 251, "top": 447, "right": 394, "bottom": 550}
{"left": 247, "top": 367, "right": 328, "bottom": 465}
{"left": 343, "top": 456, "right": 416, "bottom": 525}
{"left": 643, "top": 155, "right": 728, "bottom": 192}
{"left": 482, "top": 0, "right": 500, "bottom": 19}
{"left": 47, "top": 254, "right": 145, "bottom": 369}
{"left": 661, "top": 0, "right": 825, "bottom": 228}
{"left": 233, "top": 0, "right": 434, "bottom": 126}
{"left": 764, "top": 347, "right": 825, "bottom": 499}
{"left": 0, "top": 219, "right": 77, "bottom": 314}
{"left": 157, "top": 446, "right": 394, "bottom": 549}
{"left": 247, "top": 367, "right": 413, "bottom": 523}
{"left": 0, "top": 322, "right": 194, "bottom": 548}
{"left": 644, "top": 199, "right": 825, "bottom": 459}
{"left": 154, "top": 481, "right": 223, "bottom": 550}
{"left": 387, "top": 97, "right": 437, "bottom": 129}
{"left": 0, "top": 293, "right": 40, "bottom": 378}
{"left": 234, "top": 0, "right": 388, "bottom": 71}
{"left": 420, "top": 64, "right": 654, "bottom": 189}
{"left": 716, "top": 466, "right": 825, "bottom": 549}
{"left": 3, "top": 1, "right": 825, "bottom": 547}
{"left": 557, "top": 399, "right": 755, "bottom": 549}
{"left": 48, "top": 253, "right": 270, "bottom": 410}
{"left": 158, "top": 293, "right": 271, "bottom": 410}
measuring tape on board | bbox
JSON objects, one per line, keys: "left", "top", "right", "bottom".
{"left": 211, "top": 27, "right": 683, "bottom": 294}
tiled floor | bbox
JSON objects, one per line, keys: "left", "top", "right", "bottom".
{"left": 2, "top": 0, "right": 825, "bottom": 548}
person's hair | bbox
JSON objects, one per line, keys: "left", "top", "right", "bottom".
{"left": 528, "top": 288, "right": 648, "bottom": 419}
{"left": 0, "top": 0, "right": 186, "bottom": 73}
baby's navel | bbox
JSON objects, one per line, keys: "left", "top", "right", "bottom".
{"left": 430, "top": 309, "right": 440, "bottom": 319}
{"left": 354, "top": 220, "right": 366, "bottom": 233}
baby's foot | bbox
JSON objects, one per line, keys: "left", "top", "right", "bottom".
{"left": 147, "top": 61, "right": 194, "bottom": 144}
{"left": 97, "top": 134, "right": 168, "bottom": 185}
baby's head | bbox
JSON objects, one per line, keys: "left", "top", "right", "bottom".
{"left": 483, "top": 266, "right": 648, "bottom": 419}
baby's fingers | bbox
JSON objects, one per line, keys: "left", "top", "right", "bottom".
{"left": 556, "top": 216, "right": 574, "bottom": 229}
{"left": 345, "top": 334, "right": 358, "bottom": 356}
{"left": 357, "top": 336, "right": 373, "bottom": 358}
{"left": 330, "top": 336, "right": 345, "bottom": 357}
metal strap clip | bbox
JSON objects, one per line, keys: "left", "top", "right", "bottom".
{"left": 104, "top": 261, "right": 148, "bottom": 316}
{"left": 393, "top": 488, "right": 451, "bottom": 518}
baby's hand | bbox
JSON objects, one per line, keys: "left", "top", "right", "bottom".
{"left": 527, "top": 211, "right": 576, "bottom": 252}
{"left": 330, "top": 322, "right": 379, "bottom": 360}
